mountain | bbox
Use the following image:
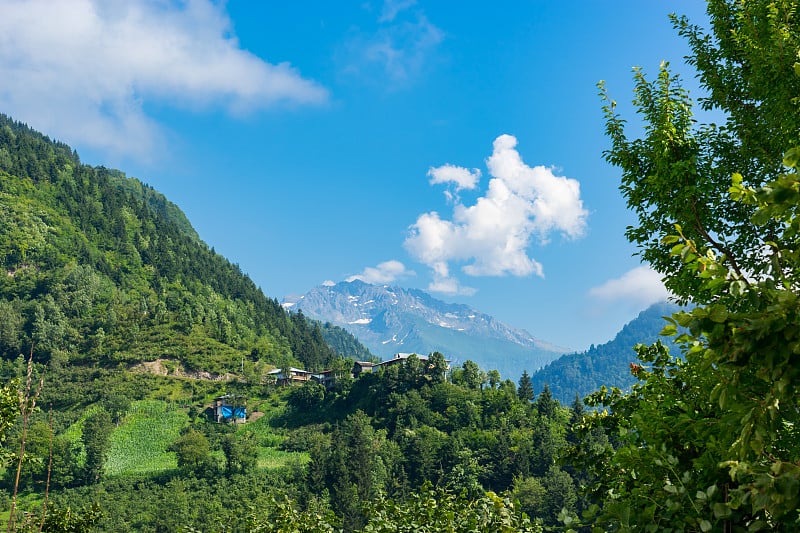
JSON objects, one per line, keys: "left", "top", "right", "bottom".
{"left": 0, "top": 113, "right": 370, "bottom": 397}
{"left": 283, "top": 279, "right": 570, "bottom": 380}
{"left": 530, "top": 301, "right": 681, "bottom": 403}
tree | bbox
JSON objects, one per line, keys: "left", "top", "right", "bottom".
{"left": 364, "top": 482, "right": 541, "bottom": 533}
{"left": 461, "top": 360, "right": 485, "bottom": 390}
{"left": 287, "top": 381, "right": 325, "bottom": 411}
{"left": 565, "top": 394, "right": 584, "bottom": 446}
{"left": 81, "top": 408, "right": 112, "bottom": 484}
{"left": 319, "top": 410, "right": 397, "bottom": 530}
{"left": 534, "top": 384, "right": 555, "bottom": 419}
{"left": 424, "top": 352, "right": 448, "bottom": 385}
{"left": 600, "top": 1, "right": 800, "bottom": 304}
{"left": 221, "top": 431, "right": 258, "bottom": 475}
{"left": 487, "top": 369, "right": 501, "bottom": 389}
{"left": 581, "top": 1, "right": 800, "bottom": 530}
{"left": 0, "top": 380, "right": 20, "bottom": 468}
{"left": 517, "top": 370, "right": 533, "bottom": 402}
{"left": 169, "top": 428, "right": 211, "bottom": 475}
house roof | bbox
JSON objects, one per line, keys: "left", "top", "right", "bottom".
{"left": 267, "top": 367, "right": 310, "bottom": 375}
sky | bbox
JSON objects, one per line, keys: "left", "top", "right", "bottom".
{"left": 0, "top": 0, "right": 712, "bottom": 351}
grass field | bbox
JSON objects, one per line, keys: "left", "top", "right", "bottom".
{"left": 105, "top": 400, "right": 187, "bottom": 476}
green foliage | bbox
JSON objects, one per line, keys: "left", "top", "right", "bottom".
{"left": 81, "top": 409, "right": 112, "bottom": 484}
{"left": 581, "top": 1, "right": 800, "bottom": 530}
{"left": 105, "top": 400, "right": 188, "bottom": 476}
{"left": 0, "top": 380, "right": 20, "bottom": 468}
{"left": 29, "top": 502, "right": 103, "bottom": 533}
{"left": 517, "top": 370, "right": 533, "bottom": 402}
{"left": 170, "top": 428, "right": 212, "bottom": 475}
{"left": 246, "top": 494, "right": 339, "bottom": 532}
{"left": 287, "top": 381, "right": 326, "bottom": 411}
{"left": 364, "top": 482, "right": 542, "bottom": 533}
{"left": 221, "top": 431, "right": 258, "bottom": 475}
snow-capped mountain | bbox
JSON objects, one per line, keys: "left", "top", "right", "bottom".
{"left": 282, "top": 280, "right": 570, "bottom": 380}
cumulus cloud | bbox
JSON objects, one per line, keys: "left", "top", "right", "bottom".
{"left": 427, "top": 275, "right": 477, "bottom": 296}
{"left": 346, "top": 260, "right": 415, "bottom": 284}
{"left": 589, "top": 265, "right": 670, "bottom": 308}
{"left": 0, "top": 0, "right": 328, "bottom": 158}
{"left": 428, "top": 164, "right": 481, "bottom": 190}
{"left": 405, "top": 135, "right": 588, "bottom": 294}
{"left": 321, "top": 280, "right": 336, "bottom": 287}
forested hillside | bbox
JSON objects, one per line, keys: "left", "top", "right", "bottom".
{"left": 2, "top": 0, "right": 798, "bottom": 529}
{"left": 0, "top": 114, "right": 591, "bottom": 532}
{"left": 531, "top": 301, "right": 679, "bottom": 403}
{"left": 0, "top": 113, "right": 372, "bottom": 381}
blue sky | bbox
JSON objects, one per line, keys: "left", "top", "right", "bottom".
{"left": 0, "top": 0, "right": 710, "bottom": 351}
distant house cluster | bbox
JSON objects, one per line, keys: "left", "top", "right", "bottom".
{"left": 271, "top": 353, "right": 450, "bottom": 387}
{"left": 266, "top": 367, "right": 338, "bottom": 388}
{"left": 352, "top": 352, "right": 447, "bottom": 377}
{"left": 215, "top": 353, "right": 450, "bottom": 423}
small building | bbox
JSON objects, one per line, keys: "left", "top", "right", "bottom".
{"left": 312, "top": 369, "right": 338, "bottom": 389}
{"left": 352, "top": 361, "right": 377, "bottom": 377}
{"left": 213, "top": 394, "right": 247, "bottom": 423}
{"left": 378, "top": 352, "right": 427, "bottom": 368}
{"left": 377, "top": 353, "right": 451, "bottom": 373}
{"left": 267, "top": 367, "right": 312, "bottom": 386}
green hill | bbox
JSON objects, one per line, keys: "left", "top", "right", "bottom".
{"left": 530, "top": 301, "right": 680, "bottom": 403}
{"left": 0, "top": 113, "right": 370, "bottom": 407}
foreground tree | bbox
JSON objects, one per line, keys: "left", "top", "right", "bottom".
{"left": 580, "top": 1, "right": 800, "bottom": 530}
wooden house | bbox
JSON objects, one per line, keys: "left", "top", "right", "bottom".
{"left": 267, "top": 367, "right": 312, "bottom": 386}
{"left": 352, "top": 361, "right": 377, "bottom": 377}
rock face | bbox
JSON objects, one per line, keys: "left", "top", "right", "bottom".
{"left": 283, "top": 280, "right": 570, "bottom": 380}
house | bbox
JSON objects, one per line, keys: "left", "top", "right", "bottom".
{"left": 267, "top": 367, "right": 312, "bottom": 386}
{"left": 213, "top": 394, "right": 246, "bottom": 423}
{"left": 377, "top": 352, "right": 427, "bottom": 368}
{"left": 352, "top": 361, "right": 377, "bottom": 377}
{"left": 311, "top": 369, "right": 338, "bottom": 388}
{"left": 377, "top": 353, "right": 450, "bottom": 371}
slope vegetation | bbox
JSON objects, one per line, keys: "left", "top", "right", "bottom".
{"left": 0, "top": 114, "right": 369, "bottom": 407}
{"left": 530, "top": 301, "right": 680, "bottom": 403}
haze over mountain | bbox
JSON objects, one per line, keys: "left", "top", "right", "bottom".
{"left": 283, "top": 279, "right": 571, "bottom": 380}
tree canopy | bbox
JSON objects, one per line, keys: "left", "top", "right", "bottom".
{"left": 580, "top": 1, "right": 800, "bottom": 530}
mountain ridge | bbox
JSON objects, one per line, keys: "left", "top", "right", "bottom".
{"left": 530, "top": 300, "right": 680, "bottom": 402}
{"left": 283, "top": 279, "right": 570, "bottom": 379}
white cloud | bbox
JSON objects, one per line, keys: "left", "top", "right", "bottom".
{"left": 427, "top": 164, "right": 481, "bottom": 191}
{"left": 405, "top": 134, "right": 588, "bottom": 292}
{"left": 427, "top": 275, "right": 477, "bottom": 296}
{"left": 321, "top": 280, "right": 336, "bottom": 287}
{"left": 340, "top": 4, "right": 443, "bottom": 86}
{"left": 346, "top": 260, "right": 415, "bottom": 284}
{"left": 0, "top": 0, "right": 328, "bottom": 159}
{"left": 589, "top": 265, "right": 670, "bottom": 308}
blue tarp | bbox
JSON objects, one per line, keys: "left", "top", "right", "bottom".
{"left": 220, "top": 406, "right": 246, "bottom": 419}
